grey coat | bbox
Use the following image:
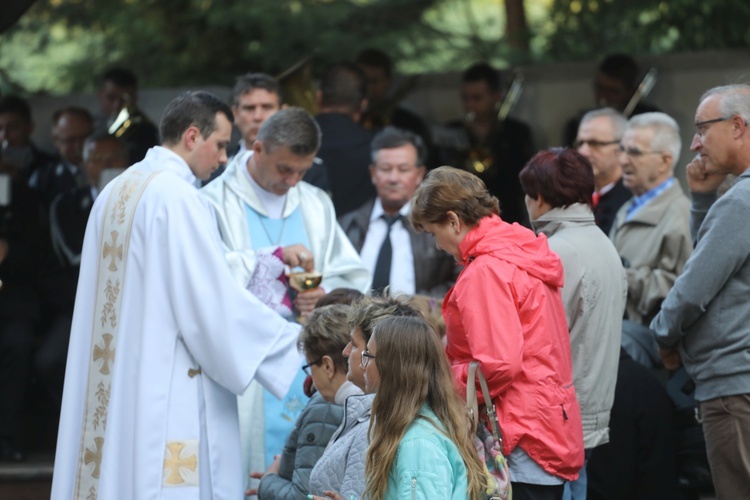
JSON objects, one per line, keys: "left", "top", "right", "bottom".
{"left": 257, "top": 393, "right": 343, "bottom": 499}
{"left": 308, "top": 393, "right": 375, "bottom": 499}
{"left": 532, "top": 203, "right": 627, "bottom": 449}
{"left": 610, "top": 181, "right": 692, "bottom": 326}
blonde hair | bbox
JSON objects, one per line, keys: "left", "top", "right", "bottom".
{"left": 364, "top": 316, "right": 486, "bottom": 499}
{"left": 347, "top": 294, "right": 420, "bottom": 343}
{"left": 407, "top": 294, "right": 446, "bottom": 339}
{"left": 410, "top": 166, "right": 499, "bottom": 231}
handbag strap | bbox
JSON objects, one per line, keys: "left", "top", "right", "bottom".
{"left": 467, "top": 361, "right": 504, "bottom": 447}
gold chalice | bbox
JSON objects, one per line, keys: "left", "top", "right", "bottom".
{"left": 287, "top": 271, "right": 323, "bottom": 323}
{"left": 287, "top": 271, "right": 323, "bottom": 292}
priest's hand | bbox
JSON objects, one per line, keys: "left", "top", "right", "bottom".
{"left": 282, "top": 244, "right": 315, "bottom": 272}
{"left": 295, "top": 287, "right": 325, "bottom": 318}
{"left": 686, "top": 155, "right": 727, "bottom": 194}
{"left": 245, "top": 454, "right": 282, "bottom": 496}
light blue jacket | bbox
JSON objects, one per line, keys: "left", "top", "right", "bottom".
{"left": 384, "top": 405, "right": 470, "bottom": 499}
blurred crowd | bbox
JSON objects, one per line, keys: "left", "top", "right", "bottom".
{"left": 2, "top": 50, "right": 749, "bottom": 500}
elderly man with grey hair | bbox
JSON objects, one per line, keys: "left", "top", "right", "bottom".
{"left": 609, "top": 112, "right": 692, "bottom": 326}
{"left": 575, "top": 107, "right": 631, "bottom": 235}
{"left": 651, "top": 84, "right": 750, "bottom": 498}
{"left": 200, "top": 107, "right": 369, "bottom": 492}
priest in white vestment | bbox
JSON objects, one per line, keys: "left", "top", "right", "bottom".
{"left": 200, "top": 108, "right": 370, "bottom": 493}
{"left": 51, "top": 91, "right": 303, "bottom": 500}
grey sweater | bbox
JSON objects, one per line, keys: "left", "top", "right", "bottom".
{"left": 651, "top": 169, "right": 750, "bottom": 401}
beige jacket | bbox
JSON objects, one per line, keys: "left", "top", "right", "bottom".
{"left": 533, "top": 203, "right": 627, "bottom": 449}
{"left": 610, "top": 180, "right": 692, "bottom": 326}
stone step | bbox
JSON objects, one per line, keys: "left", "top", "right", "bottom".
{"left": 0, "top": 453, "right": 53, "bottom": 500}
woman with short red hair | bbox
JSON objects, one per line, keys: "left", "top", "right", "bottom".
{"left": 520, "top": 148, "right": 627, "bottom": 499}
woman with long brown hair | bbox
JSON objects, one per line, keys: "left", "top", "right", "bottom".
{"left": 362, "top": 315, "right": 486, "bottom": 499}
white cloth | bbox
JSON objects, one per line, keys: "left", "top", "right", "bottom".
{"left": 51, "top": 146, "right": 303, "bottom": 500}
{"left": 200, "top": 150, "right": 371, "bottom": 293}
{"left": 359, "top": 199, "right": 415, "bottom": 295}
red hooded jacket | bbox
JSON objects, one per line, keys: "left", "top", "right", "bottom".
{"left": 444, "top": 215, "right": 584, "bottom": 481}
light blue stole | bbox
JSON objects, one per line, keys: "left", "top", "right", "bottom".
{"left": 244, "top": 202, "right": 310, "bottom": 467}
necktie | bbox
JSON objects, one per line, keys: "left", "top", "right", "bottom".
{"left": 592, "top": 191, "right": 601, "bottom": 208}
{"left": 371, "top": 214, "right": 400, "bottom": 294}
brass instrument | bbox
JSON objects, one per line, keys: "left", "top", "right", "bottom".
{"left": 276, "top": 54, "right": 318, "bottom": 115}
{"left": 465, "top": 71, "right": 525, "bottom": 176}
{"left": 108, "top": 93, "right": 154, "bottom": 139}
{"left": 623, "top": 67, "right": 657, "bottom": 118}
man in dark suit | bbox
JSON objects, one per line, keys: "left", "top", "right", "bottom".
{"left": 338, "top": 126, "right": 456, "bottom": 297}
{"left": 0, "top": 95, "right": 55, "bottom": 183}
{"left": 95, "top": 67, "right": 159, "bottom": 163}
{"left": 436, "top": 62, "right": 534, "bottom": 225}
{"left": 575, "top": 108, "right": 632, "bottom": 236}
{"left": 315, "top": 63, "right": 375, "bottom": 216}
{"left": 29, "top": 106, "right": 93, "bottom": 208}
{"left": 36, "top": 134, "right": 129, "bottom": 407}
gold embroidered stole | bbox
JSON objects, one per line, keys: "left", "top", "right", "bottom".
{"left": 74, "top": 170, "right": 161, "bottom": 500}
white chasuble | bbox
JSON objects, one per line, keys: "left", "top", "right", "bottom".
{"left": 51, "top": 146, "right": 303, "bottom": 500}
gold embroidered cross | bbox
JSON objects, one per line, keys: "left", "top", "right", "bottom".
{"left": 164, "top": 442, "right": 197, "bottom": 485}
{"left": 93, "top": 334, "right": 115, "bottom": 375}
{"left": 102, "top": 231, "right": 123, "bottom": 272}
{"left": 84, "top": 436, "right": 104, "bottom": 479}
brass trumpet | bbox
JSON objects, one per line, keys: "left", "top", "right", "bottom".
{"left": 464, "top": 71, "right": 525, "bottom": 176}
{"left": 108, "top": 93, "right": 154, "bottom": 139}
{"left": 623, "top": 67, "right": 657, "bottom": 118}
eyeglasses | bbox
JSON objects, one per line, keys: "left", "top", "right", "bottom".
{"left": 360, "top": 350, "right": 376, "bottom": 368}
{"left": 302, "top": 358, "right": 322, "bottom": 376}
{"left": 616, "top": 144, "right": 663, "bottom": 158}
{"left": 573, "top": 139, "right": 620, "bottom": 149}
{"left": 694, "top": 116, "right": 731, "bottom": 137}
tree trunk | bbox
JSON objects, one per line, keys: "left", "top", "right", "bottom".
{"left": 504, "top": 0, "right": 530, "bottom": 53}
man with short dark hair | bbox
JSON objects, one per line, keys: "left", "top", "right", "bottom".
{"left": 563, "top": 54, "right": 660, "bottom": 146}
{"left": 51, "top": 91, "right": 303, "bottom": 499}
{"left": 355, "top": 48, "right": 434, "bottom": 166}
{"left": 95, "top": 67, "right": 159, "bottom": 163}
{"left": 339, "top": 126, "right": 456, "bottom": 296}
{"left": 315, "top": 63, "right": 375, "bottom": 215}
{"left": 0, "top": 97, "right": 48, "bottom": 463}
{"left": 29, "top": 106, "right": 92, "bottom": 207}
{"left": 0, "top": 95, "right": 54, "bottom": 181}
{"left": 652, "top": 84, "right": 750, "bottom": 498}
{"left": 231, "top": 73, "right": 283, "bottom": 157}
{"left": 438, "top": 62, "right": 534, "bottom": 225}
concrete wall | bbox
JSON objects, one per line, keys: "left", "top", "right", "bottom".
{"left": 28, "top": 49, "right": 750, "bottom": 185}
{"left": 400, "top": 49, "right": 750, "bottom": 185}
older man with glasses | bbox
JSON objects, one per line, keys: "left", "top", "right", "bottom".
{"left": 575, "top": 107, "right": 632, "bottom": 235}
{"left": 609, "top": 112, "right": 692, "bottom": 327}
{"left": 651, "top": 84, "right": 750, "bottom": 498}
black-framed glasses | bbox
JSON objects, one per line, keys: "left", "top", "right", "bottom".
{"left": 360, "top": 350, "right": 376, "bottom": 368}
{"left": 302, "top": 358, "right": 322, "bottom": 376}
{"left": 573, "top": 139, "right": 620, "bottom": 149}
{"left": 616, "top": 144, "right": 663, "bottom": 158}
{"left": 694, "top": 116, "right": 731, "bottom": 137}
